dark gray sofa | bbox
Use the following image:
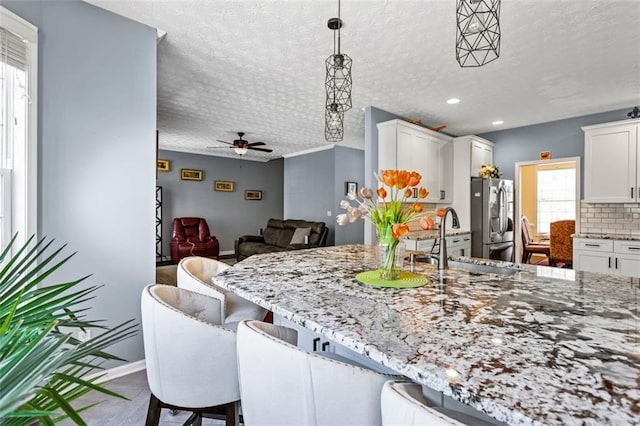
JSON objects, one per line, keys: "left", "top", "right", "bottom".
{"left": 235, "top": 218, "right": 329, "bottom": 261}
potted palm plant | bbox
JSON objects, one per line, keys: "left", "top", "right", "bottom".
{"left": 0, "top": 235, "right": 137, "bottom": 425}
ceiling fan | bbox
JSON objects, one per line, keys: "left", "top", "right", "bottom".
{"left": 208, "top": 132, "right": 273, "bottom": 156}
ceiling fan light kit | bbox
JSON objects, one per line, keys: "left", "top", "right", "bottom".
{"left": 456, "top": 0, "right": 501, "bottom": 67}
{"left": 209, "top": 132, "right": 273, "bottom": 156}
{"left": 325, "top": 0, "right": 352, "bottom": 142}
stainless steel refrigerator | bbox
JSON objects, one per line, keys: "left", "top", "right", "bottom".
{"left": 470, "top": 177, "right": 514, "bottom": 261}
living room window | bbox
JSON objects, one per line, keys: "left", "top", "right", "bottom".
{"left": 0, "top": 7, "right": 37, "bottom": 250}
{"left": 536, "top": 168, "right": 576, "bottom": 235}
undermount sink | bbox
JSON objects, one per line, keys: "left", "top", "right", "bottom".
{"left": 415, "top": 255, "right": 521, "bottom": 275}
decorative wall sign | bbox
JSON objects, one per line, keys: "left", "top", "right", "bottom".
{"left": 214, "top": 180, "right": 234, "bottom": 192}
{"left": 540, "top": 151, "right": 551, "bottom": 160}
{"left": 157, "top": 159, "right": 170, "bottom": 172}
{"left": 245, "top": 190, "right": 262, "bottom": 200}
{"left": 180, "top": 169, "right": 203, "bottom": 181}
{"left": 345, "top": 181, "right": 358, "bottom": 195}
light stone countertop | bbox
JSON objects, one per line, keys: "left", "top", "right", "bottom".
{"left": 573, "top": 233, "right": 640, "bottom": 241}
{"left": 214, "top": 245, "right": 640, "bottom": 426}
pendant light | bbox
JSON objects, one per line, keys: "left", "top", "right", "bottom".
{"left": 325, "top": 0, "right": 352, "bottom": 142}
{"left": 325, "top": 103, "right": 344, "bottom": 142}
{"left": 456, "top": 0, "right": 501, "bottom": 67}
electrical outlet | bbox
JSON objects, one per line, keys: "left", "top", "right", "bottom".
{"left": 78, "top": 329, "right": 90, "bottom": 342}
{"left": 327, "top": 210, "right": 332, "bottom": 216}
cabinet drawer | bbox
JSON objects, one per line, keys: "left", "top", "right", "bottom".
{"left": 447, "top": 234, "right": 471, "bottom": 248}
{"left": 574, "top": 238, "right": 613, "bottom": 252}
{"left": 613, "top": 240, "right": 640, "bottom": 254}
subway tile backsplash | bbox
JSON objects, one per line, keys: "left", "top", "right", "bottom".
{"left": 580, "top": 202, "right": 640, "bottom": 236}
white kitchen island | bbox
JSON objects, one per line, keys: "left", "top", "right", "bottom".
{"left": 213, "top": 245, "right": 640, "bottom": 426}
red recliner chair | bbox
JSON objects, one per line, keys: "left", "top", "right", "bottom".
{"left": 170, "top": 217, "right": 220, "bottom": 264}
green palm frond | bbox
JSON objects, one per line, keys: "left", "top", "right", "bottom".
{"left": 0, "top": 235, "right": 137, "bottom": 424}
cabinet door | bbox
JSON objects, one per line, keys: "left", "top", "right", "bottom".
{"left": 573, "top": 250, "right": 612, "bottom": 274}
{"left": 439, "top": 141, "right": 453, "bottom": 202}
{"left": 422, "top": 136, "right": 440, "bottom": 202}
{"left": 614, "top": 255, "right": 640, "bottom": 278}
{"left": 584, "top": 123, "right": 638, "bottom": 202}
{"left": 470, "top": 140, "right": 493, "bottom": 177}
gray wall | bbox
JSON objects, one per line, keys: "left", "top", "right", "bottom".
{"left": 480, "top": 107, "right": 634, "bottom": 197}
{"left": 284, "top": 149, "right": 335, "bottom": 245}
{"left": 156, "top": 150, "right": 284, "bottom": 254}
{"left": 334, "top": 146, "right": 364, "bottom": 245}
{"left": 5, "top": 0, "right": 156, "bottom": 364}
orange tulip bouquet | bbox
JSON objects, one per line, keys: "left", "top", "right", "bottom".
{"left": 337, "top": 169, "right": 440, "bottom": 280}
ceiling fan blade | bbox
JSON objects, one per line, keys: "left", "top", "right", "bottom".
{"left": 247, "top": 141, "right": 266, "bottom": 147}
{"left": 248, "top": 147, "right": 273, "bottom": 153}
{"left": 207, "top": 146, "right": 231, "bottom": 149}
{"left": 215, "top": 139, "right": 233, "bottom": 145}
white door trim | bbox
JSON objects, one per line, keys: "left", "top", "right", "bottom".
{"left": 514, "top": 156, "right": 581, "bottom": 264}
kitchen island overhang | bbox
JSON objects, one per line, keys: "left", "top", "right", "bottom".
{"left": 213, "top": 245, "right": 640, "bottom": 426}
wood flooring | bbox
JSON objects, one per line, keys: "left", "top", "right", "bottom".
{"left": 59, "top": 370, "right": 226, "bottom": 425}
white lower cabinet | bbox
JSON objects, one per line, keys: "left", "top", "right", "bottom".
{"left": 447, "top": 235, "right": 472, "bottom": 257}
{"left": 573, "top": 238, "right": 640, "bottom": 278}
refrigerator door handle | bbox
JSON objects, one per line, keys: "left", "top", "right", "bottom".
{"left": 488, "top": 242, "right": 512, "bottom": 251}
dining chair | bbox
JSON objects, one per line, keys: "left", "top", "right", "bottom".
{"left": 521, "top": 215, "right": 551, "bottom": 264}
{"left": 549, "top": 219, "right": 575, "bottom": 268}
{"left": 141, "top": 284, "right": 240, "bottom": 426}
{"left": 381, "top": 381, "right": 495, "bottom": 426}
{"left": 177, "top": 256, "right": 267, "bottom": 330}
{"left": 236, "top": 320, "right": 394, "bottom": 426}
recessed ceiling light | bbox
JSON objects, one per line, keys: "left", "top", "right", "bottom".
{"left": 492, "top": 120, "right": 504, "bottom": 125}
{"left": 446, "top": 98, "right": 460, "bottom": 104}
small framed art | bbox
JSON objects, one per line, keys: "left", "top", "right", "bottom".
{"left": 245, "top": 190, "right": 262, "bottom": 200}
{"left": 540, "top": 151, "right": 551, "bottom": 160}
{"left": 157, "top": 159, "right": 170, "bottom": 172}
{"left": 181, "top": 169, "right": 203, "bottom": 181}
{"left": 214, "top": 180, "right": 235, "bottom": 192}
{"left": 345, "top": 181, "right": 358, "bottom": 196}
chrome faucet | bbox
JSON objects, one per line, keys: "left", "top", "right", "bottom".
{"left": 438, "top": 207, "right": 460, "bottom": 270}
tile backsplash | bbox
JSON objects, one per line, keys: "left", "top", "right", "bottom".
{"left": 580, "top": 202, "right": 640, "bottom": 236}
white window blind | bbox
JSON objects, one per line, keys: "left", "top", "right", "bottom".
{"left": 0, "top": 28, "right": 27, "bottom": 70}
{"left": 536, "top": 168, "right": 576, "bottom": 234}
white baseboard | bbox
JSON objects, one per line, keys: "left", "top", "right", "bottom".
{"left": 220, "top": 250, "right": 234, "bottom": 256}
{"left": 85, "top": 359, "right": 146, "bottom": 383}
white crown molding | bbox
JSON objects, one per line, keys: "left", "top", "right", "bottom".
{"left": 159, "top": 146, "right": 271, "bottom": 163}
{"left": 282, "top": 144, "right": 335, "bottom": 159}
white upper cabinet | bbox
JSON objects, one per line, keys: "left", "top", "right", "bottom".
{"left": 583, "top": 119, "right": 640, "bottom": 203}
{"left": 377, "top": 119, "right": 452, "bottom": 203}
{"left": 470, "top": 139, "right": 494, "bottom": 177}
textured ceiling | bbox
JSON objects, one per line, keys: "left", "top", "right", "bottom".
{"left": 87, "top": 0, "right": 640, "bottom": 162}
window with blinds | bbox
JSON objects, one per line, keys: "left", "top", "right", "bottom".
{"left": 536, "top": 168, "right": 576, "bottom": 235}
{"left": 0, "top": 7, "right": 36, "bottom": 251}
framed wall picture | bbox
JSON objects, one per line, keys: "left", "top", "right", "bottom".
{"left": 245, "top": 190, "right": 262, "bottom": 200}
{"left": 180, "top": 169, "right": 204, "bottom": 181}
{"left": 214, "top": 180, "right": 235, "bottom": 192}
{"left": 157, "top": 159, "right": 170, "bottom": 172}
{"left": 540, "top": 151, "right": 551, "bottom": 160}
{"left": 345, "top": 181, "right": 358, "bottom": 195}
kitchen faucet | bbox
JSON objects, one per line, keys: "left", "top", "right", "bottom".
{"left": 438, "top": 207, "right": 460, "bottom": 270}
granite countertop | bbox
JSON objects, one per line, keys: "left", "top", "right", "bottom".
{"left": 573, "top": 233, "right": 640, "bottom": 241}
{"left": 214, "top": 245, "right": 640, "bottom": 426}
{"left": 405, "top": 228, "right": 471, "bottom": 240}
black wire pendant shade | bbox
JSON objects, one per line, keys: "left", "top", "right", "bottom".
{"left": 325, "top": 103, "right": 344, "bottom": 142}
{"left": 456, "top": 0, "right": 501, "bottom": 67}
{"left": 325, "top": 0, "right": 352, "bottom": 142}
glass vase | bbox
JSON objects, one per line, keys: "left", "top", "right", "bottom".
{"left": 377, "top": 226, "right": 406, "bottom": 281}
